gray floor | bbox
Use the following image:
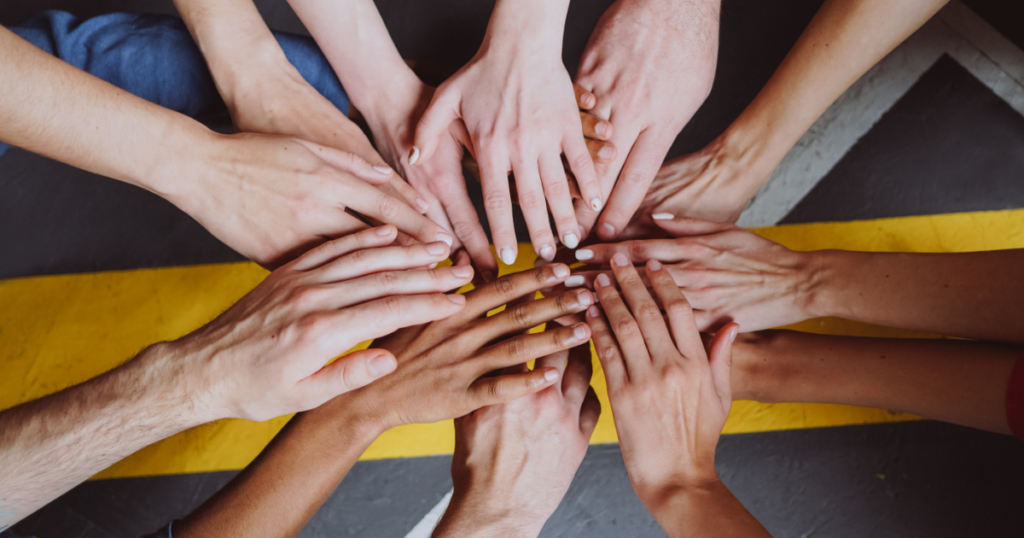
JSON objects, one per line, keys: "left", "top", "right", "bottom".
{"left": 3, "top": 0, "right": 1024, "bottom": 536}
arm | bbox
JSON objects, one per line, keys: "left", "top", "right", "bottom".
{"left": 176, "top": 266, "right": 596, "bottom": 537}
{"left": 731, "top": 330, "right": 1019, "bottom": 435}
{"left": 0, "top": 24, "right": 450, "bottom": 268}
{"left": 433, "top": 345, "right": 601, "bottom": 537}
{"left": 644, "top": 0, "right": 949, "bottom": 224}
{"left": 0, "top": 227, "right": 470, "bottom": 527}
{"left": 571, "top": 217, "right": 1024, "bottom": 344}
{"left": 574, "top": 0, "right": 721, "bottom": 239}
{"left": 586, "top": 254, "right": 768, "bottom": 537}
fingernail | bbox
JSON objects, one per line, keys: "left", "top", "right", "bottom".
{"left": 600, "top": 223, "right": 616, "bottom": 237}
{"left": 448, "top": 294, "right": 466, "bottom": 305}
{"left": 374, "top": 165, "right": 393, "bottom": 174}
{"left": 598, "top": 145, "right": 614, "bottom": 160}
{"left": 652, "top": 213, "right": 674, "bottom": 220}
{"left": 415, "top": 197, "right": 430, "bottom": 212}
{"left": 426, "top": 242, "right": 447, "bottom": 255}
{"left": 573, "top": 323, "right": 589, "bottom": 340}
{"left": 499, "top": 247, "right": 517, "bottom": 266}
{"left": 565, "top": 275, "right": 585, "bottom": 287}
{"left": 595, "top": 122, "right": 608, "bottom": 136}
{"left": 730, "top": 326, "right": 739, "bottom": 343}
{"left": 375, "top": 225, "right": 393, "bottom": 236}
{"left": 575, "top": 249, "right": 594, "bottom": 261}
{"left": 534, "top": 256, "right": 550, "bottom": 267}
{"left": 408, "top": 146, "right": 420, "bottom": 165}
{"left": 596, "top": 273, "right": 611, "bottom": 288}
{"left": 435, "top": 230, "right": 453, "bottom": 246}
{"left": 590, "top": 197, "right": 603, "bottom": 211}
{"left": 584, "top": 93, "right": 595, "bottom": 107}
{"left": 612, "top": 252, "right": 629, "bottom": 267}
{"left": 648, "top": 259, "right": 662, "bottom": 271}
{"left": 367, "top": 354, "right": 397, "bottom": 377}
{"left": 587, "top": 305, "right": 601, "bottom": 318}
{"left": 452, "top": 265, "right": 473, "bottom": 278}
{"left": 563, "top": 232, "right": 580, "bottom": 249}
{"left": 539, "top": 245, "right": 555, "bottom": 261}
{"left": 544, "top": 369, "right": 560, "bottom": 382}
{"left": 553, "top": 264, "right": 570, "bottom": 279}
{"left": 577, "top": 289, "right": 593, "bottom": 306}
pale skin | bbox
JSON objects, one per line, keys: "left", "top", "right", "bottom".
{"left": 433, "top": 344, "right": 601, "bottom": 538}
{"left": 567, "top": 217, "right": 1024, "bottom": 344}
{"left": 587, "top": 254, "right": 769, "bottom": 537}
{"left": 0, "top": 226, "right": 473, "bottom": 528}
{"left": 285, "top": 0, "right": 616, "bottom": 271}
{"left": 635, "top": 0, "right": 949, "bottom": 226}
{"left": 574, "top": 0, "right": 721, "bottom": 241}
{"left": 173, "top": 266, "right": 596, "bottom": 538}
{"left": 0, "top": 24, "right": 451, "bottom": 270}
{"left": 413, "top": 0, "right": 603, "bottom": 266}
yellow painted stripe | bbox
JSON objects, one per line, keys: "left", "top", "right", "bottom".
{"left": 2, "top": 209, "right": 1023, "bottom": 479}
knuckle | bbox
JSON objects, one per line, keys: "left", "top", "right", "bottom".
{"left": 451, "top": 219, "right": 480, "bottom": 241}
{"left": 376, "top": 271, "right": 402, "bottom": 293}
{"left": 377, "top": 195, "right": 401, "bottom": 220}
{"left": 597, "top": 344, "right": 619, "bottom": 361}
{"left": 484, "top": 191, "right": 511, "bottom": 212}
{"left": 615, "top": 318, "right": 640, "bottom": 337}
{"left": 544, "top": 178, "right": 569, "bottom": 199}
{"left": 665, "top": 298, "right": 693, "bottom": 317}
{"left": 626, "top": 242, "right": 649, "bottom": 260}
{"left": 569, "top": 152, "right": 592, "bottom": 174}
{"left": 493, "top": 274, "right": 517, "bottom": 299}
{"left": 637, "top": 303, "right": 663, "bottom": 320}
{"left": 621, "top": 167, "right": 655, "bottom": 187}
{"left": 287, "top": 285, "right": 321, "bottom": 312}
{"left": 346, "top": 248, "right": 370, "bottom": 267}
{"left": 517, "top": 189, "right": 545, "bottom": 210}
{"left": 505, "top": 337, "right": 528, "bottom": 361}
{"left": 509, "top": 303, "right": 532, "bottom": 328}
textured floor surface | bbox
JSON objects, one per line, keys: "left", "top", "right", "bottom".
{"left": 2, "top": 0, "right": 1024, "bottom": 537}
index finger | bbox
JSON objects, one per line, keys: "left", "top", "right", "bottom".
{"left": 597, "top": 130, "right": 674, "bottom": 240}
{"left": 461, "top": 264, "right": 572, "bottom": 319}
{"left": 345, "top": 178, "right": 453, "bottom": 247}
{"left": 646, "top": 259, "right": 704, "bottom": 358}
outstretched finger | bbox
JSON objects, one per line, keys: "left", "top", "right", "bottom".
{"left": 646, "top": 259, "right": 703, "bottom": 356}
{"left": 609, "top": 254, "right": 677, "bottom": 359}
{"left": 585, "top": 305, "right": 627, "bottom": 388}
{"left": 290, "top": 225, "right": 397, "bottom": 272}
{"left": 707, "top": 323, "right": 739, "bottom": 409}
{"left": 651, "top": 215, "right": 736, "bottom": 237}
{"left": 294, "top": 138, "right": 394, "bottom": 185}
{"left": 580, "top": 111, "right": 613, "bottom": 141}
{"left": 317, "top": 241, "right": 451, "bottom": 283}
{"left": 324, "top": 265, "right": 475, "bottom": 310}
{"left": 579, "top": 385, "right": 601, "bottom": 438}
{"left": 563, "top": 130, "right": 604, "bottom": 216}
{"left": 475, "top": 289, "right": 594, "bottom": 346}
{"left": 345, "top": 179, "right": 453, "bottom": 247}
{"left": 298, "top": 348, "right": 397, "bottom": 409}
{"left": 411, "top": 85, "right": 462, "bottom": 165}
{"left": 477, "top": 322, "right": 591, "bottom": 372}
{"left": 574, "top": 83, "right": 596, "bottom": 110}
{"left": 597, "top": 130, "right": 673, "bottom": 240}
{"left": 574, "top": 239, "right": 701, "bottom": 265}
{"left": 462, "top": 265, "right": 572, "bottom": 319}
{"left": 467, "top": 367, "right": 561, "bottom": 409}
{"left": 561, "top": 343, "right": 594, "bottom": 408}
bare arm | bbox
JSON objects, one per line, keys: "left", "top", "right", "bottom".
{"left": 646, "top": 0, "right": 949, "bottom": 224}
{"left": 732, "top": 330, "right": 1019, "bottom": 435}
{"left": 176, "top": 266, "right": 595, "bottom": 537}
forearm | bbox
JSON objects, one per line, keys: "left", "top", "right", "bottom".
{"left": 0, "top": 343, "right": 202, "bottom": 527}
{"left": 287, "top": 0, "right": 418, "bottom": 121}
{"left": 721, "top": 0, "right": 948, "bottom": 192}
{"left": 0, "top": 25, "right": 212, "bottom": 198}
{"left": 644, "top": 479, "right": 770, "bottom": 538}
{"left": 433, "top": 492, "right": 546, "bottom": 538}
{"left": 176, "top": 396, "right": 382, "bottom": 538}
{"left": 806, "top": 249, "right": 1024, "bottom": 343}
{"left": 173, "top": 0, "right": 289, "bottom": 109}
{"left": 732, "top": 330, "right": 1019, "bottom": 434}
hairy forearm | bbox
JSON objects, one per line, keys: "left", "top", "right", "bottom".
{"left": 732, "top": 330, "right": 1019, "bottom": 434}
{"left": 806, "top": 249, "right": 1024, "bottom": 343}
{"left": 0, "top": 343, "right": 201, "bottom": 527}
{"left": 721, "top": 0, "right": 948, "bottom": 189}
{"left": 0, "top": 25, "right": 211, "bottom": 198}
{"left": 645, "top": 479, "right": 770, "bottom": 538}
{"left": 176, "top": 396, "right": 382, "bottom": 538}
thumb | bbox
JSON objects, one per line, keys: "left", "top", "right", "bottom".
{"left": 301, "top": 348, "right": 398, "bottom": 405}
{"left": 652, "top": 215, "right": 734, "bottom": 238}
{"left": 412, "top": 87, "right": 462, "bottom": 166}
{"left": 293, "top": 138, "right": 394, "bottom": 185}
{"left": 706, "top": 323, "right": 739, "bottom": 409}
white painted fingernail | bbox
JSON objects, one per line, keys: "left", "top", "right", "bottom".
{"left": 408, "top": 146, "right": 420, "bottom": 165}
{"left": 499, "top": 247, "right": 517, "bottom": 266}
{"left": 373, "top": 165, "right": 393, "bottom": 174}
{"left": 575, "top": 249, "right": 594, "bottom": 261}
{"left": 573, "top": 323, "right": 589, "bottom": 340}
{"left": 415, "top": 197, "right": 430, "bottom": 212}
{"left": 544, "top": 369, "right": 560, "bottom": 382}
{"left": 591, "top": 198, "right": 603, "bottom": 211}
{"left": 553, "top": 264, "right": 570, "bottom": 278}
{"left": 539, "top": 245, "right": 555, "bottom": 261}
{"left": 563, "top": 233, "right": 579, "bottom": 249}
{"left": 435, "top": 231, "right": 453, "bottom": 246}
{"left": 652, "top": 213, "right": 674, "bottom": 220}
{"left": 565, "top": 275, "right": 585, "bottom": 287}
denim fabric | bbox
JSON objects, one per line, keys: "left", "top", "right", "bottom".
{"left": 2, "top": 10, "right": 349, "bottom": 155}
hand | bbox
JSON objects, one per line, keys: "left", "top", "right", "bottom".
{"left": 639, "top": 134, "right": 773, "bottom": 225}
{"left": 433, "top": 345, "right": 601, "bottom": 538}
{"left": 586, "top": 252, "right": 738, "bottom": 505}
{"left": 332, "top": 265, "right": 597, "bottom": 431}
{"left": 566, "top": 217, "right": 817, "bottom": 332}
{"left": 166, "top": 226, "right": 470, "bottom": 422}
{"left": 167, "top": 133, "right": 453, "bottom": 269}
{"left": 575, "top": 0, "right": 720, "bottom": 240}
{"left": 413, "top": 1, "right": 604, "bottom": 266}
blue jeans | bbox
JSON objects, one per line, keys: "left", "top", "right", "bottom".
{"left": 2, "top": 10, "right": 349, "bottom": 155}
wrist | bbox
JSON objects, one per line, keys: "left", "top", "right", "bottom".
{"left": 356, "top": 68, "right": 425, "bottom": 133}
{"left": 125, "top": 340, "right": 216, "bottom": 429}
{"left": 484, "top": 0, "right": 569, "bottom": 51}
{"left": 434, "top": 493, "right": 545, "bottom": 538}
{"left": 713, "top": 122, "right": 781, "bottom": 199}
{"left": 637, "top": 472, "right": 724, "bottom": 515}
{"left": 141, "top": 120, "right": 222, "bottom": 211}
{"left": 801, "top": 250, "right": 845, "bottom": 319}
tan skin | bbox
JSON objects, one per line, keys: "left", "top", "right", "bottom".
{"left": 175, "top": 266, "right": 597, "bottom": 538}
{"left": 586, "top": 254, "right": 769, "bottom": 537}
